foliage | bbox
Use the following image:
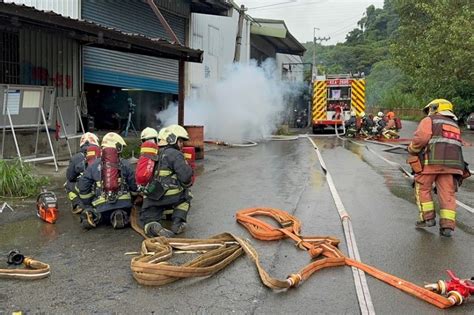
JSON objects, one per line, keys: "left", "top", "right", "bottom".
{"left": 302, "top": 0, "right": 474, "bottom": 122}
{"left": 120, "top": 137, "right": 140, "bottom": 159}
{"left": 365, "top": 60, "right": 421, "bottom": 108}
{"left": 0, "top": 160, "right": 49, "bottom": 198}
{"left": 391, "top": 0, "right": 474, "bottom": 120}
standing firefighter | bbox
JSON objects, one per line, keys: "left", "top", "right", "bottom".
{"left": 65, "top": 132, "right": 100, "bottom": 214}
{"left": 140, "top": 125, "right": 193, "bottom": 238}
{"left": 78, "top": 132, "right": 137, "bottom": 229}
{"left": 407, "top": 99, "right": 471, "bottom": 237}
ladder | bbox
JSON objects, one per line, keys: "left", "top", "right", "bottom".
{"left": 57, "top": 99, "right": 85, "bottom": 157}
{"left": 1, "top": 104, "right": 58, "bottom": 172}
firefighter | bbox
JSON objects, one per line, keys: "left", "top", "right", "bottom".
{"left": 64, "top": 132, "right": 99, "bottom": 214}
{"left": 78, "top": 132, "right": 138, "bottom": 229}
{"left": 359, "top": 111, "right": 373, "bottom": 136}
{"left": 407, "top": 99, "right": 470, "bottom": 237}
{"left": 373, "top": 111, "right": 386, "bottom": 135}
{"left": 140, "top": 124, "right": 193, "bottom": 238}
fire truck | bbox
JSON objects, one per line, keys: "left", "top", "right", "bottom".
{"left": 312, "top": 74, "right": 366, "bottom": 133}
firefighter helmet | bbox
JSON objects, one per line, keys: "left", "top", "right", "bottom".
{"left": 157, "top": 128, "right": 170, "bottom": 146}
{"left": 101, "top": 132, "right": 127, "bottom": 152}
{"left": 80, "top": 132, "right": 99, "bottom": 147}
{"left": 140, "top": 127, "right": 159, "bottom": 143}
{"left": 423, "top": 99, "right": 454, "bottom": 115}
{"left": 164, "top": 124, "right": 189, "bottom": 145}
{"left": 377, "top": 111, "right": 384, "bottom": 118}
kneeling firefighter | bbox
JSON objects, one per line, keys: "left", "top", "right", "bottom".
{"left": 65, "top": 132, "right": 100, "bottom": 214}
{"left": 78, "top": 132, "right": 138, "bottom": 229}
{"left": 140, "top": 125, "right": 193, "bottom": 238}
{"left": 407, "top": 99, "right": 471, "bottom": 237}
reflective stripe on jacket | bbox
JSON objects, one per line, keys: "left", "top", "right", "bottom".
{"left": 145, "top": 146, "right": 193, "bottom": 201}
{"left": 78, "top": 157, "right": 137, "bottom": 211}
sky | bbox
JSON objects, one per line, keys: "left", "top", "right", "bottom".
{"left": 237, "top": 0, "right": 385, "bottom": 45}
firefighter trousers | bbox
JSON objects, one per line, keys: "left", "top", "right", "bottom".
{"left": 414, "top": 173, "right": 457, "bottom": 229}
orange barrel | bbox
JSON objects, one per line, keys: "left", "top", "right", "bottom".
{"left": 184, "top": 125, "right": 204, "bottom": 160}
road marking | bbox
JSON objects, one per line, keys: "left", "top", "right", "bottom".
{"left": 306, "top": 136, "right": 376, "bottom": 315}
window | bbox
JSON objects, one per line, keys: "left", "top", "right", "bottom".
{"left": 0, "top": 30, "right": 20, "bottom": 84}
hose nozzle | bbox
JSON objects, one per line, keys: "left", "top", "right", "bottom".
{"left": 7, "top": 249, "right": 25, "bottom": 265}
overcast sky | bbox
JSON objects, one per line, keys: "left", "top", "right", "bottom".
{"left": 237, "top": 0, "right": 385, "bottom": 45}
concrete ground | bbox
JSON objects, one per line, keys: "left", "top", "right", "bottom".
{"left": 0, "top": 122, "right": 473, "bottom": 314}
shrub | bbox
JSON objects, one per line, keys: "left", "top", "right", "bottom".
{"left": 0, "top": 160, "right": 49, "bottom": 198}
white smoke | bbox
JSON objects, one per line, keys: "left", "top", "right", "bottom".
{"left": 157, "top": 59, "right": 303, "bottom": 142}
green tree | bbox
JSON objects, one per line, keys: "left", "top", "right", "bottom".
{"left": 392, "top": 0, "right": 474, "bottom": 118}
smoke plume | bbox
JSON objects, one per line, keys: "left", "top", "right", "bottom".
{"left": 157, "top": 59, "right": 302, "bottom": 142}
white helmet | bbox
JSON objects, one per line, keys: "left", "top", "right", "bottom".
{"left": 140, "top": 127, "right": 159, "bottom": 143}
{"left": 162, "top": 124, "right": 189, "bottom": 145}
{"left": 377, "top": 111, "right": 384, "bottom": 118}
{"left": 80, "top": 132, "right": 99, "bottom": 147}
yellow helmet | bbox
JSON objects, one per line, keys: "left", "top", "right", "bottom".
{"left": 140, "top": 127, "right": 159, "bottom": 142}
{"left": 101, "top": 132, "right": 127, "bottom": 151}
{"left": 157, "top": 128, "right": 170, "bottom": 147}
{"left": 80, "top": 132, "right": 99, "bottom": 147}
{"left": 423, "top": 99, "right": 453, "bottom": 115}
{"left": 164, "top": 124, "right": 189, "bottom": 145}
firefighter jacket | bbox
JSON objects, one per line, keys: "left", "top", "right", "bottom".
{"left": 78, "top": 158, "right": 138, "bottom": 212}
{"left": 66, "top": 144, "right": 89, "bottom": 184}
{"left": 408, "top": 114, "right": 465, "bottom": 175}
{"left": 143, "top": 145, "right": 193, "bottom": 206}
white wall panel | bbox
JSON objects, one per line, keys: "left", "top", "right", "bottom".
{"left": 188, "top": 8, "right": 251, "bottom": 97}
{"left": 4, "top": 0, "right": 80, "bottom": 18}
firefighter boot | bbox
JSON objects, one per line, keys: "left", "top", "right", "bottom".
{"left": 72, "top": 203, "right": 84, "bottom": 214}
{"left": 439, "top": 228, "right": 453, "bottom": 237}
{"left": 171, "top": 218, "right": 187, "bottom": 235}
{"left": 80, "top": 209, "right": 100, "bottom": 229}
{"left": 416, "top": 219, "right": 436, "bottom": 228}
{"left": 110, "top": 209, "right": 129, "bottom": 229}
{"left": 144, "top": 221, "right": 175, "bottom": 238}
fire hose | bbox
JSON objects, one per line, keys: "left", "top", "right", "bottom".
{"left": 0, "top": 250, "right": 50, "bottom": 280}
{"left": 129, "top": 207, "right": 467, "bottom": 309}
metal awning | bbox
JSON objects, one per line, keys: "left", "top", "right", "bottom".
{"left": 190, "top": 0, "right": 232, "bottom": 16}
{"left": 251, "top": 18, "right": 306, "bottom": 56}
{"left": 0, "top": 2, "right": 203, "bottom": 63}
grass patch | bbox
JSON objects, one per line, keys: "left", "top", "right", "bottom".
{"left": 0, "top": 160, "right": 49, "bottom": 198}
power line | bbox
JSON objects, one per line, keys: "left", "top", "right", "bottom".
{"left": 248, "top": 0, "right": 328, "bottom": 11}
{"left": 247, "top": 1, "right": 297, "bottom": 10}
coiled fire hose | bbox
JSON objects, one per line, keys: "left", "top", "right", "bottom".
{"left": 0, "top": 250, "right": 50, "bottom": 280}
{"left": 130, "top": 207, "right": 457, "bottom": 309}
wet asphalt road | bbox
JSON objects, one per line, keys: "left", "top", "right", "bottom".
{"left": 0, "top": 122, "right": 473, "bottom": 314}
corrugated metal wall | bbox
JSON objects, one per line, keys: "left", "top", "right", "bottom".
{"left": 19, "top": 28, "right": 80, "bottom": 98}
{"left": 4, "top": 0, "right": 80, "bottom": 18}
{"left": 82, "top": 0, "right": 187, "bottom": 94}
{"left": 187, "top": 9, "right": 250, "bottom": 96}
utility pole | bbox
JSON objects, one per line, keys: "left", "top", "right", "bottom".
{"left": 312, "top": 27, "right": 319, "bottom": 81}
{"left": 234, "top": 5, "right": 247, "bottom": 63}
{"left": 313, "top": 35, "right": 330, "bottom": 79}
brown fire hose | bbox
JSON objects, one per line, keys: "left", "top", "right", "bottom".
{"left": 0, "top": 257, "right": 51, "bottom": 280}
{"left": 130, "top": 207, "right": 454, "bottom": 309}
